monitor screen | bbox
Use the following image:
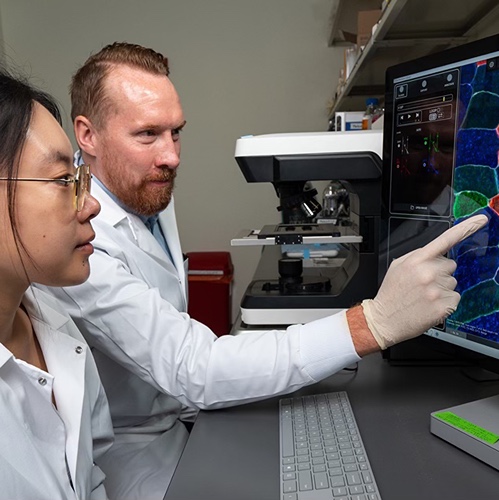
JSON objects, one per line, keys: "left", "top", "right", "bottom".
{"left": 381, "top": 34, "right": 499, "bottom": 363}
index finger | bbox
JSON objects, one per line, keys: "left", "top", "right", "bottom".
{"left": 420, "top": 214, "right": 488, "bottom": 258}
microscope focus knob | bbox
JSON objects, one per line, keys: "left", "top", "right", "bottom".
{"left": 279, "top": 258, "right": 303, "bottom": 278}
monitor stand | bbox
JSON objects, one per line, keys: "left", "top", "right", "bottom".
{"left": 430, "top": 395, "right": 499, "bottom": 470}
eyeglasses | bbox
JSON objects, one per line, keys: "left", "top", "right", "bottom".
{"left": 0, "top": 164, "right": 91, "bottom": 212}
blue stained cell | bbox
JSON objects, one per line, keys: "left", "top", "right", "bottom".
{"left": 456, "top": 129, "right": 499, "bottom": 169}
{"left": 460, "top": 63, "right": 476, "bottom": 85}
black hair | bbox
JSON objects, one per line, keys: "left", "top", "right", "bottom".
{"left": 0, "top": 66, "right": 62, "bottom": 262}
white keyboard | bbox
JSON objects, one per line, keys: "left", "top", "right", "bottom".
{"left": 279, "top": 391, "right": 382, "bottom": 500}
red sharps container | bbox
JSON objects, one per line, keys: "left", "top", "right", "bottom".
{"left": 186, "top": 252, "right": 234, "bottom": 336}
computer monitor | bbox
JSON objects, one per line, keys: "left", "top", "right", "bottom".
{"left": 381, "top": 33, "right": 499, "bottom": 371}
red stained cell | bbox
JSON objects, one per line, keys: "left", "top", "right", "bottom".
{"left": 489, "top": 194, "right": 499, "bottom": 214}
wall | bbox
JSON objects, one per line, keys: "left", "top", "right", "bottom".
{"left": 0, "top": 0, "right": 341, "bottom": 322}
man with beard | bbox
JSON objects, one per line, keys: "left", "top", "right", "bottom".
{"left": 41, "top": 42, "right": 487, "bottom": 500}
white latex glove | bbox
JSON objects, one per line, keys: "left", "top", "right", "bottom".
{"left": 362, "top": 214, "right": 488, "bottom": 350}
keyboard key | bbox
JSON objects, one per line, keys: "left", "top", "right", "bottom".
{"left": 329, "top": 467, "right": 343, "bottom": 476}
{"left": 298, "top": 471, "right": 313, "bottom": 491}
{"left": 330, "top": 476, "right": 345, "bottom": 487}
{"left": 349, "top": 484, "right": 364, "bottom": 494}
{"left": 332, "top": 486, "right": 348, "bottom": 496}
{"left": 281, "top": 417, "right": 294, "bottom": 458}
{"left": 313, "top": 472, "right": 329, "bottom": 489}
{"left": 346, "top": 472, "right": 362, "bottom": 485}
{"left": 283, "top": 480, "right": 297, "bottom": 493}
{"left": 362, "top": 471, "right": 373, "bottom": 483}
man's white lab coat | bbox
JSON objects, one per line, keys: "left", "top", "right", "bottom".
{"left": 0, "top": 288, "right": 113, "bottom": 500}
{"left": 41, "top": 181, "right": 359, "bottom": 499}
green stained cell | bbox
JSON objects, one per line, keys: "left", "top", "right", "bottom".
{"left": 453, "top": 191, "right": 488, "bottom": 219}
{"left": 454, "top": 165, "right": 499, "bottom": 199}
{"left": 461, "top": 91, "right": 499, "bottom": 129}
{"left": 449, "top": 279, "right": 499, "bottom": 324}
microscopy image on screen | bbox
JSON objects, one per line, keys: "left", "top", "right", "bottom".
{"left": 447, "top": 58, "right": 499, "bottom": 346}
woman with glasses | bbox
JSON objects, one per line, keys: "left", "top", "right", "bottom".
{"left": 0, "top": 67, "right": 113, "bottom": 499}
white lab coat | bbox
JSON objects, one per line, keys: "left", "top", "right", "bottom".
{"left": 0, "top": 288, "right": 113, "bottom": 500}
{"left": 40, "top": 182, "right": 360, "bottom": 500}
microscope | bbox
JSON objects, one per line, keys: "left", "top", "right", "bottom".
{"left": 231, "top": 130, "right": 383, "bottom": 328}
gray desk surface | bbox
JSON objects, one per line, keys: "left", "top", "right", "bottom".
{"left": 164, "top": 353, "right": 499, "bottom": 500}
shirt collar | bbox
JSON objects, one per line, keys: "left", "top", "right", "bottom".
{"left": 0, "top": 287, "right": 72, "bottom": 369}
{"left": 0, "top": 343, "right": 13, "bottom": 368}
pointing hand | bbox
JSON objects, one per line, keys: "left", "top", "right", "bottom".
{"left": 362, "top": 214, "right": 489, "bottom": 349}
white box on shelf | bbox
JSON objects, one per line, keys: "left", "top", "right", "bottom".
{"left": 334, "top": 111, "right": 364, "bottom": 131}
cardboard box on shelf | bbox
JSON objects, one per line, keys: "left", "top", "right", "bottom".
{"left": 357, "top": 9, "right": 382, "bottom": 48}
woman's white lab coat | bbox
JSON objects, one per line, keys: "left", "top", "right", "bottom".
{"left": 0, "top": 288, "right": 114, "bottom": 500}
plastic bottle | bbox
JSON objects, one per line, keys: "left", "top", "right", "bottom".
{"left": 362, "top": 97, "right": 379, "bottom": 130}
{"left": 372, "top": 101, "right": 384, "bottom": 126}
